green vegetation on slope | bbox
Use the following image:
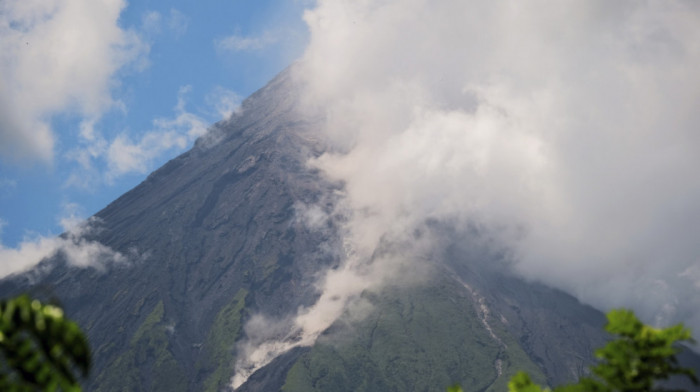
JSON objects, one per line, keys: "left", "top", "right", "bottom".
{"left": 283, "top": 281, "right": 545, "bottom": 392}
{"left": 94, "top": 300, "right": 187, "bottom": 392}
{"left": 196, "top": 288, "right": 248, "bottom": 392}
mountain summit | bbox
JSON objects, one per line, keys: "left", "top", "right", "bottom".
{"left": 1, "top": 68, "right": 695, "bottom": 392}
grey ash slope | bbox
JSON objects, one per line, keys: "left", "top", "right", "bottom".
{"left": 0, "top": 68, "right": 697, "bottom": 391}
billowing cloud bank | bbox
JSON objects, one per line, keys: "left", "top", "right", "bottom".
{"left": 0, "top": 0, "right": 146, "bottom": 163}
{"left": 299, "top": 0, "right": 700, "bottom": 328}
{"left": 232, "top": 0, "right": 700, "bottom": 387}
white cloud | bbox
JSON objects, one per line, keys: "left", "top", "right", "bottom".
{"left": 0, "top": 215, "right": 133, "bottom": 279}
{"left": 65, "top": 85, "right": 223, "bottom": 186}
{"left": 141, "top": 8, "right": 188, "bottom": 38}
{"left": 233, "top": 200, "right": 435, "bottom": 387}
{"left": 167, "top": 9, "right": 189, "bottom": 37}
{"left": 205, "top": 86, "right": 243, "bottom": 120}
{"left": 105, "top": 86, "right": 207, "bottom": 179}
{"left": 0, "top": 0, "right": 148, "bottom": 163}
{"left": 141, "top": 10, "right": 162, "bottom": 35}
{"left": 233, "top": 1, "right": 700, "bottom": 383}
{"left": 64, "top": 84, "right": 243, "bottom": 188}
{"left": 297, "top": 0, "right": 700, "bottom": 328}
{"left": 216, "top": 30, "right": 278, "bottom": 52}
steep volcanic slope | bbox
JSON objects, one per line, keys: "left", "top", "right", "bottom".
{"left": 244, "top": 237, "right": 611, "bottom": 392}
{"left": 0, "top": 69, "right": 340, "bottom": 391}
{"left": 0, "top": 69, "right": 696, "bottom": 391}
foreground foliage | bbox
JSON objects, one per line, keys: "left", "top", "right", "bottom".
{"left": 451, "top": 309, "right": 697, "bottom": 392}
{"left": 0, "top": 295, "right": 90, "bottom": 391}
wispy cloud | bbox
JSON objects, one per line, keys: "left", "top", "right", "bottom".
{"left": 0, "top": 212, "right": 136, "bottom": 279}
{"left": 0, "top": 0, "right": 148, "bottom": 164}
{"left": 141, "top": 8, "right": 188, "bottom": 38}
{"left": 167, "top": 9, "right": 189, "bottom": 37}
{"left": 65, "top": 85, "right": 241, "bottom": 188}
{"left": 205, "top": 86, "right": 243, "bottom": 120}
{"left": 105, "top": 86, "right": 206, "bottom": 179}
{"left": 215, "top": 30, "right": 278, "bottom": 52}
{"left": 0, "top": 179, "right": 17, "bottom": 197}
{"left": 141, "top": 10, "right": 162, "bottom": 36}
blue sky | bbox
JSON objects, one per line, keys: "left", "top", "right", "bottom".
{"left": 0, "top": 0, "right": 311, "bottom": 247}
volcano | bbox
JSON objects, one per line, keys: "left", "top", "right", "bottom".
{"left": 1, "top": 68, "right": 697, "bottom": 392}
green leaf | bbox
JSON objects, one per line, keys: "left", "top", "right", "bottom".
{"left": 508, "top": 371, "right": 548, "bottom": 392}
{"left": 0, "top": 295, "right": 91, "bottom": 390}
{"left": 507, "top": 309, "right": 697, "bottom": 392}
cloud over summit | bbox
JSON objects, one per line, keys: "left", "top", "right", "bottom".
{"left": 296, "top": 0, "right": 700, "bottom": 330}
